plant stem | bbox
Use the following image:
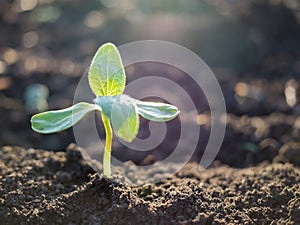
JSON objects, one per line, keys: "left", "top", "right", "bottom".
{"left": 101, "top": 113, "right": 112, "bottom": 178}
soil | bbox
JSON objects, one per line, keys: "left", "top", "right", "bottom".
{"left": 1, "top": 144, "right": 300, "bottom": 225}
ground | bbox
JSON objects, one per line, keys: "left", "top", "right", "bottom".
{"left": 1, "top": 144, "right": 299, "bottom": 225}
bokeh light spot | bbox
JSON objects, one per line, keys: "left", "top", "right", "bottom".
{"left": 235, "top": 82, "right": 248, "bottom": 97}
{"left": 2, "top": 48, "right": 19, "bottom": 65}
{"left": 24, "top": 56, "right": 38, "bottom": 72}
{"left": 0, "top": 77, "right": 12, "bottom": 91}
{"left": 60, "top": 60, "right": 75, "bottom": 75}
{"left": 20, "top": 0, "right": 38, "bottom": 11}
{"left": 85, "top": 11, "right": 105, "bottom": 28}
{"left": 285, "top": 79, "right": 298, "bottom": 107}
{"left": 0, "top": 60, "right": 7, "bottom": 74}
{"left": 30, "top": 6, "right": 61, "bottom": 23}
{"left": 23, "top": 31, "right": 39, "bottom": 48}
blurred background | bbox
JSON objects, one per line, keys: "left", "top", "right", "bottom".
{"left": 1, "top": 0, "right": 300, "bottom": 167}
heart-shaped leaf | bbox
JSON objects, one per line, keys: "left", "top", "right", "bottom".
{"left": 88, "top": 43, "right": 125, "bottom": 97}
{"left": 94, "top": 95, "right": 139, "bottom": 142}
{"left": 31, "top": 102, "right": 101, "bottom": 134}
{"left": 136, "top": 100, "right": 179, "bottom": 122}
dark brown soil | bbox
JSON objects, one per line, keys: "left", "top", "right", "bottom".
{"left": 1, "top": 144, "right": 299, "bottom": 225}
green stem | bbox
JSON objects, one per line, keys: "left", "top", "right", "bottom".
{"left": 101, "top": 113, "right": 112, "bottom": 178}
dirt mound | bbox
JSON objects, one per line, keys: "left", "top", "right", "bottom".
{"left": 1, "top": 145, "right": 299, "bottom": 225}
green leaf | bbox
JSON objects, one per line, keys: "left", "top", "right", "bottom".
{"left": 31, "top": 102, "right": 101, "bottom": 134}
{"left": 88, "top": 43, "right": 126, "bottom": 97}
{"left": 136, "top": 100, "right": 180, "bottom": 122}
{"left": 95, "top": 95, "right": 139, "bottom": 142}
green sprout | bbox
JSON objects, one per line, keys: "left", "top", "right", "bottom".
{"left": 31, "top": 43, "right": 180, "bottom": 178}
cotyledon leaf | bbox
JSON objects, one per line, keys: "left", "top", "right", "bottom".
{"left": 136, "top": 100, "right": 180, "bottom": 122}
{"left": 94, "top": 95, "right": 139, "bottom": 142}
{"left": 88, "top": 43, "right": 126, "bottom": 97}
{"left": 31, "top": 102, "right": 102, "bottom": 134}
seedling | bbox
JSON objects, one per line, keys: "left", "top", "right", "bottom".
{"left": 31, "top": 43, "right": 180, "bottom": 177}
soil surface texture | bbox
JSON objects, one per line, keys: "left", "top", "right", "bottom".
{"left": 1, "top": 144, "right": 299, "bottom": 225}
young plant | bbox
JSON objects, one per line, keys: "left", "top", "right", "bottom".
{"left": 31, "top": 43, "right": 180, "bottom": 177}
